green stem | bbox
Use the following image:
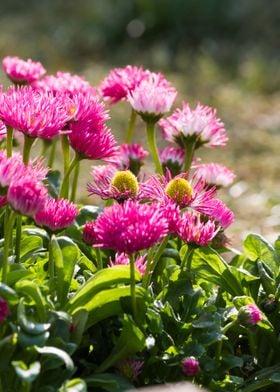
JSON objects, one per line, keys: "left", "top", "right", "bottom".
{"left": 6, "top": 126, "right": 13, "bottom": 157}
{"left": 47, "top": 137, "right": 58, "bottom": 168}
{"left": 61, "top": 134, "right": 70, "bottom": 192}
{"left": 183, "top": 141, "right": 196, "bottom": 174}
{"left": 1, "top": 209, "right": 15, "bottom": 283}
{"left": 181, "top": 246, "right": 195, "bottom": 271}
{"left": 125, "top": 109, "right": 137, "bottom": 144}
{"left": 216, "top": 319, "right": 237, "bottom": 361}
{"left": 95, "top": 248, "right": 103, "bottom": 270}
{"left": 70, "top": 160, "right": 80, "bottom": 202}
{"left": 48, "top": 235, "right": 54, "bottom": 282}
{"left": 23, "top": 135, "right": 36, "bottom": 165}
{"left": 40, "top": 139, "right": 51, "bottom": 157}
{"left": 59, "top": 154, "right": 81, "bottom": 199}
{"left": 146, "top": 121, "right": 163, "bottom": 175}
{"left": 129, "top": 254, "right": 137, "bottom": 322}
{"left": 248, "top": 330, "right": 258, "bottom": 358}
{"left": 143, "top": 235, "right": 170, "bottom": 288}
{"left": 14, "top": 214, "right": 22, "bottom": 263}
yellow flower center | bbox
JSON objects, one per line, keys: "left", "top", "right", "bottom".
{"left": 111, "top": 170, "right": 139, "bottom": 196}
{"left": 165, "top": 178, "right": 192, "bottom": 204}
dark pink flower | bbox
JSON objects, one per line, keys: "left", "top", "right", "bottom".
{"left": 0, "top": 297, "right": 10, "bottom": 323}
{"left": 93, "top": 200, "right": 168, "bottom": 253}
{"left": 109, "top": 253, "right": 147, "bottom": 276}
{"left": 193, "top": 163, "right": 235, "bottom": 188}
{"left": 238, "top": 304, "right": 262, "bottom": 326}
{"left": 160, "top": 102, "right": 228, "bottom": 148}
{"left": 83, "top": 221, "right": 96, "bottom": 245}
{"left": 199, "top": 198, "right": 234, "bottom": 229}
{"left": 99, "top": 65, "right": 150, "bottom": 103}
{"left": 2, "top": 56, "right": 46, "bottom": 84}
{"left": 34, "top": 198, "right": 78, "bottom": 232}
{"left": 7, "top": 178, "right": 48, "bottom": 216}
{"left": 0, "top": 86, "right": 70, "bottom": 139}
{"left": 181, "top": 357, "right": 200, "bottom": 377}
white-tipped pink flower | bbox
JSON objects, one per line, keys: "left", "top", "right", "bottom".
{"left": 34, "top": 198, "right": 79, "bottom": 232}
{"left": 100, "top": 65, "right": 150, "bottom": 103}
{"left": 159, "top": 146, "right": 185, "bottom": 176}
{"left": 2, "top": 56, "right": 46, "bottom": 84}
{"left": 127, "top": 72, "right": 177, "bottom": 122}
{"left": 160, "top": 102, "right": 228, "bottom": 148}
{"left": 118, "top": 144, "right": 148, "bottom": 175}
{"left": 0, "top": 86, "right": 70, "bottom": 139}
{"left": 238, "top": 304, "right": 262, "bottom": 326}
{"left": 193, "top": 163, "right": 235, "bottom": 188}
{"left": 109, "top": 253, "right": 147, "bottom": 276}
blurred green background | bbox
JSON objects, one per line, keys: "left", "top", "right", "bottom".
{"left": 0, "top": 0, "right": 280, "bottom": 246}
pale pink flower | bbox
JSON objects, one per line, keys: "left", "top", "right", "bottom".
{"left": 33, "top": 71, "right": 96, "bottom": 96}
{"left": 34, "top": 198, "right": 79, "bottom": 232}
{"left": 7, "top": 178, "right": 48, "bottom": 216}
{"left": 193, "top": 163, "right": 235, "bottom": 188}
{"left": 0, "top": 297, "right": 10, "bottom": 323}
{"left": 0, "top": 151, "right": 25, "bottom": 188}
{"left": 2, "top": 56, "right": 46, "bottom": 84}
{"left": 83, "top": 221, "right": 96, "bottom": 245}
{"left": 109, "top": 253, "right": 147, "bottom": 276}
{"left": 0, "top": 86, "right": 70, "bottom": 139}
{"left": 93, "top": 200, "right": 168, "bottom": 253}
{"left": 118, "top": 143, "right": 148, "bottom": 175}
{"left": 116, "top": 358, "right": 144, "bottom": 381}
{"left": 181, "top": 357, "right": 200, "bottom": 377}
{"left": 127, "top": 72, "right": 177, "bottom": 122}
{"left": 176, "top": 211, "right": 218, "bottom": 246}
{"left": 99, "top": 65, "right": 150, "bottom": 103}
{"left": 159, "top": 146, "right": 185, "bottom": 176}
{"left": 160, "top": 102, "right": 228, "bottom": 148}
{"left": 238, "top": 304, "right": 262, "bottom": 326}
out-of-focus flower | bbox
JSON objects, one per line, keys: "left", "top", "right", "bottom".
{"left": 0, "top": 86, "right": 70, "bottom": 139}
{"left": 0, "top": 151, "right": 25, "bottom": 188}
{"left": 109, "top": 253, "right": 147, "bottom": 276}
{"left": 88, "top": 169, "right": 139, "bottom": 201}
{"left": 181, "top": 357, "right": 200, "bottom": 377}
{"left": 176, "top": 211, "right": 218, "bottom": 246}
{"left": 118, "top": 143, "right": 148, "bottom": 175}
{"left": 83, "top": 221, "right": 96, "bottom": 245}
{"left": 7, "top": 177, "right": 48, "bottom": 216}
{"left": 2, "top": 56, "right": 46, "bottom": 84}
{"left": 33, "top": 71, "right": 96, "bottom": 96}
{"left": 0, "top": 121, "right": 6, "bottom": 138}
{"left": 0, "top": 297, "right": 10, "bottom": 323}
{"left": 238, "top": 304, "right": 262, "bottom": 326}
{"left": 160, "top": 102, "right": 228, "bottom": 148}
{"left": 127, "top": 72, "right": 177, "bottom": 122}
{"left": 116, "top": 358, "right": 144, "bottom": 381}
{"left": 199, "top": 198, "right": 234, "bottom": 229}
{"left": 159, "top": 146, "right": 185, "bottom": 176}
{"left": 93, "top": 200, "right": 168, "bottom": 253}
{"left": 34, "top": 198, "right": 78, "bottom": 232}
{"left": 99, "top": 65, "right": 149, "bottom": 103}
{"left": 193, "top": 163, "right": 235, "bottom": 188}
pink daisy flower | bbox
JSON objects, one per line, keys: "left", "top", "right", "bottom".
{"left": 0, "top": 151, "right": 25, "bottom": 188}
{"left": 99, "top": 65, "right": 150, "bottom": 103}
{"left": 127, "top": 72, "right": 177, "bottom": 122}
{"left": 32, "top": 71, "right": 96, "bottom": 96}
{"left": 193, "top": 163, "right": 235, "bottom": 188}
{"left": 160, "top": 102, "right": 228, "bottom": 148}
{"left": 118, "top": 143, "right": 148, "bottom": 175}
{"left": 181, "top": 357, "right": 200, "bottom": 377}
{"left": 0, "top": 86, "right": 70, "bottom": 139}
{"left": 7, "top": 177, "right": 48, "bottom": 216}
{"left": 0, "top": 121, "right": 6, "bottom": 138}
{"left": 0, "top": 297, "right": 10, "bottom": 323}
{"left": 67, "top": 92, "right": 108, "bottom": 123}
{"left": 83, "top": 221, "right": 96, "bottom": 245}
{"left": 176, "top": 211, "right": 218, "bottom": 246}
{"left": 116, "top": 358, "right": 144, "bottom": 381}
{"left": 34, "top": 198, "right": 79, "bottom": 232}
{"left": 198, "top": 198, "right": 234, "bottom": 229}
{"left": 238, "top": 304, "right": 262, "bottom": 326}
{"left": 109, "top": 253, "right": 147, "bottom": 276}
{"left": 159, "top": 146, "right": 185, "bottom": 176}
{"left": 2, "top": 56, "right": 46, "bottom": 84}
{"left": 93, "top": 200, "right": 168, "bottom": 253}
{"left": 88, "top": 167, "right": 139, "bottom": 201}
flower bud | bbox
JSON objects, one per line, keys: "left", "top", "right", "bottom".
{"left": 238, "top": 304, "right": 262, "bottom": 326}
{"left": 181, "top": 356, "right": 200, "bottom": 377}
{"left": 0, "top": 297, "right": 10, "bottom": 323}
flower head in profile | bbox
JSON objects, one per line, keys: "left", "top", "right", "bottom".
{"left": 0, "top": 86, "right": 70, "bottom": 139}
{"left": 88, "top": 168, "right": 139, "bottom": 201}
{"left": 127, "top": 72, "right": 177, "bottom": 122}
{"left": 199, "top": 198, "right": 234, "bottom": 229}
{"left": 0, "top": 151, "right": 25, "bottom": 189}
{"left": 176, "top": 211, "right": 218, "bottom": 246}
{"left": 0, "top": 297, "right": 10, "bottom": 323}
{"left": 160, "top": 102, "right": 228, "bottom": 148}
{"left": 181, "top": 357, "right": 200, "bottom": 377}
{"left": 116, "top": 358, "right": 144, "bottom": 381}
{"left": 193, "top": 163, "right": 235, "bottom": 188}
{"left": 238, "top": 304, "right": 262, "bottom": 326}
{"left": 93, "top": 200, "right": 168, "bottom": 253}
{"left": 34, "top": 198, "right": 79, "bottom": 232}
{"left": 159, "top": 146, "right": 185, "bottom": 176}
{"left": 99, "top": 65, "right": 149, "bottom": 103}
{"left": 109, "top": 253, "right": 147, "bottom": 276}
{"left": 118, "top": 144, "right": 148, "bottom": 175}
{"left": 33, "top": 71, "right": 96, "bottom": 96}
{"left": 2, "top": 56, "right": 46, "bottom": 84}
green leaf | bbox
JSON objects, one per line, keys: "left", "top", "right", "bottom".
{"left": 70, "top": 308, "right": 88, "bottom": 345}
{"left": 66, "top": 266, "right": 141, "bottom": 312}
{"left": 85, "top": 373, "right": 134, "bottom": 391}
{"left": 0, "top": 282, "right": 18, "bottom": 304}
{"left": 12, "top": 361, "right": 41, "bottom": 383}
{"left": 20, "top": 235, "right": 43, "bottom": 261}
{"left": 96, "top": 315, "right": 145, "bottom": 373}
{"left": 59, "top": 378, "right": 87, "bottom": 392}
{"left": 46, "top": 170, "right": 61, "bottom": 198}
{"left": 17, "top": 298, "right": 51, "bottom": 336}
{"left": 35, "top": 346, "right": 74, "bottom": 372}
{"left": 7, "top": 264, "right": 35, "bottom": 286}
{"left": 15, "top": 280, "right": 47, "bottom": 321}
{"left": 76, "top": 205, "right": 103, "bottom": 226}
{"left": 243, "top": 234, "right": 279, "bottom": 277}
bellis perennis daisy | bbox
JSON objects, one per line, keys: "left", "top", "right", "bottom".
{"left": 193, "top": 163, "right": 236, "bottom": 188}
{"left": 2, "top": 56, "right": 46, "bottom": 84}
